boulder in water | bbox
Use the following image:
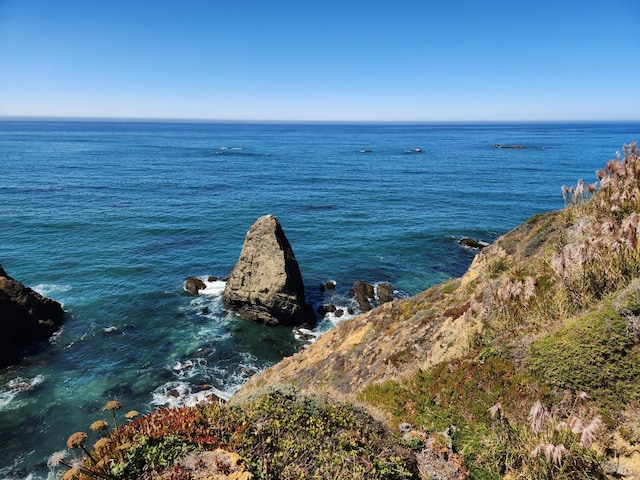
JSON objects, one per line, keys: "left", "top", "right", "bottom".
{"left": 0, "top": 265, "right": 64, "bottom": 367}
{"left": 353, "top": 280, "right": 374, "bottom": 312}
{"left": 222, "top": 215, "right": 315, "bottom": 326}
{"left": 184, "top": 276, "right": 206, "bottom": 295}
{"left": 458, "top": 237, "right": 487, "bottom": 250}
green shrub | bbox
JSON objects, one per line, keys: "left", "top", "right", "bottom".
{"left": 230, "top": 387, "right": 417, "bottom": 479}
{"left": 54, "top": 388, "right": 418, "bottom": 480}
{"left": 529, "top": 307, "right": 640, "bottom": 407}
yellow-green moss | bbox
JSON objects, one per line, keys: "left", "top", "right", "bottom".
{"left": 529, "top": 307, "right": 640, "bottom": 407}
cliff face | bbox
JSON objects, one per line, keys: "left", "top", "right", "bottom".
{"left": 236, "top": 211, "right": 561, "bottom": 399}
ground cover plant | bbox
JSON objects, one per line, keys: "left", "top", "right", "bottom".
{"left": 49, "top": 387, "right": 418, "bottom": 480}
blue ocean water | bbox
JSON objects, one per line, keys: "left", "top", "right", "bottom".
{"left": 0, "top": 120, "right": 638, "bottom": 478}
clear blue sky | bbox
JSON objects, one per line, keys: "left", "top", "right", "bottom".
{"left": 1, "top": 0, "right": 638, "bottom": 121}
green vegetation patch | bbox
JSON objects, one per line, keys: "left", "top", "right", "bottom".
{"left": 359, "top": 351, "right": 537, "bottom": 477}
{"left": 529, "top": 307, "right": 640, "bottom": 407}
{"left": 63, "top": 387, "right": 418, "bottom": 480}
{"left": 229, "top": 387, "right": 417, "bottom": 479}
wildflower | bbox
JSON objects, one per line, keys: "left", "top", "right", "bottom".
{"left": 103, "top": 400, "right": 121, "bottom": 412}
{"left": 488, "top": 402, "right": 502, "bottom": 420}
{"left": 62, "top": 467, "right": 80, "bottom": 480}
{"left": 544, "top": 443, "right": 554, "bottom": 462}
{"left": 47, "top": 450, "right": 68, "bottom": 468}
{"left": 569, "top": 416, "right": 583, "bottom": 434}
{"left": 580, "top": 416, "right": 604, "bottom": 448}
{"left": 90, "top": 420, "right": 109, "bottom": 432}
{"left": 576, "top": 391, "right": 590, "bottom": 402}
{"left": 530, "top": 443, "right": 543, "bottom": 458}
{"left": 66, "top": 432, "right": 88, "bottom": 449}
{"left": 529, "top": 400, "right": 548, "bottom": 434}
{"left": 552, "top": 444, "right": 568, "bottom": 466}
{"left": 93, "top": 437, "right": 112, "bottom": 451}
{"left": 575, "top": 179, "right": 584, "bottom": 199}
{"left": 125, "top": 410, "right": 139, "bottom": 420}
{"left": 523, "top": 276, "right": 536, "bottom": 304}
{"left": 104, "top": 400, "right": 122, "bottom": 431}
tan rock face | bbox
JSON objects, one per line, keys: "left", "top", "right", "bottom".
{"left": 222, "top": 215, "right": 315, "bottom": 326}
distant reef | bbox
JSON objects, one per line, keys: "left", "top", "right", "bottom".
{"left": 0, "top": 265, "right": 64, "bottom": 367}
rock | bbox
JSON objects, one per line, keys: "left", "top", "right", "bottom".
{"left": 493, "top": 144, "right": 525, "bottom": 149}
{"left": 184, "top": 276, "right": 206, "bottom": 295}
{"left": 320, "top": 280, "right": 336, "bottom": 291}
{"left": 0, "top": 265, "right": 64, "bottom": 367}
{"left": 353, "top": 281, "right": 374, "bottom": 312}
{"left": 458, "top": 237, "right": 487, "bottom": 250}
{"left": 377, "top": 283, "right": 395, "bottom": 304}
{"left": 222, "top": 215, "right": 315, "bottom": 326}
{"left": 317, "top": 304, "right": 337, "bottom": 315}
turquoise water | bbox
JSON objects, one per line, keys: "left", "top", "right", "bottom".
{"left": 0, "top": 121, "right": 638, "bottom": 478}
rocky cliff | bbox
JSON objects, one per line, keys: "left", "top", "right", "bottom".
{"left": 0, "top": 266, "right": 64, "bottom": 367}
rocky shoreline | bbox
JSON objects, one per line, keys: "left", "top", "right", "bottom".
{"left": 0, "top": 266, "right": 64, "bottom": 368}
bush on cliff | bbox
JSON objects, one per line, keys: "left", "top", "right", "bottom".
{"left": 51, "top": 387, "right": 418, "bottom": 480}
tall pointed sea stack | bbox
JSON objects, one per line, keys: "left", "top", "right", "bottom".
{"left": 222, "top": 215, "right": 315, "bottom": 327}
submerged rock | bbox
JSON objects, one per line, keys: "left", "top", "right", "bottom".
{"left": 458, "top": 237, "right": 487, "bottom": 250}
{"left": 0, "top": 265, "right": 64, "bottom": 367}
{"left": 222, "top": 215, "right": 315, "bottom": 326}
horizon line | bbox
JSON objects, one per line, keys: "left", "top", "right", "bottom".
{"left": 1, "top": 115, "right": 639, "bottom": 125}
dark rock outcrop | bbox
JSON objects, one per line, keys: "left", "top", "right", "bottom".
{"left": 222, "top": 215, "right": 315, "bottom": 326}
{"left": 319, "top": 280, "right": 336, "bottom": 292}
{"left": 184, "top": 276, "right": 206, "bottom": 295}
{"left": 353, "top": 281, "right": 374, "bottom": 312}
{"left": 377, "top": 283, "right": 395, "bottom": 304}
{"left": 458, "top": 237, "right": 487, "bottom": 250}
{"left": 0, "top": 266, "right": 64, "bottom": 367}
{"left": 317, "top": 304, "right": 337, "bottom": 315}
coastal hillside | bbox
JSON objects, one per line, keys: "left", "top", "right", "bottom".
{"left": 53, "top": 143, "right": 640, "bottom": 479}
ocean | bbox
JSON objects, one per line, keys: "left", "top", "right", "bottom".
{"left": 0, "top": 120, "right": 638, "bottom": 478}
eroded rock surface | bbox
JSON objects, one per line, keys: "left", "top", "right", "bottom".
{"left": 222, "top": 215, "right": 315, "bottom": 326}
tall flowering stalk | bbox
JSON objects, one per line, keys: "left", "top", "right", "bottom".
{"left": 489, "top": 394, "right": 605, "bottom": 479}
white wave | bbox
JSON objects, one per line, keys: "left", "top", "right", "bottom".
{"left": 0, "top": 375, "right": 44, "bottom": 411}
{"left": 0, "top": 390, "right": 18, "bottom": 411}
{"left": 151, "top": 381, "right": 230, "bottom": 408}
{"left": 7, "top": 374, "right": 44, "bottom": 392}
{"left": 32, "top": 284, "right": 71, "bottom": 297}
{"left": 170, "top": 357, "right": 209, "bottom": 380}
{"left": 199, "top": 278, "right": 226, "bottom": 296}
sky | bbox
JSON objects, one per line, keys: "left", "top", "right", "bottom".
{"left": 0, "top": 0, "right": 639, "bottom": 122}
